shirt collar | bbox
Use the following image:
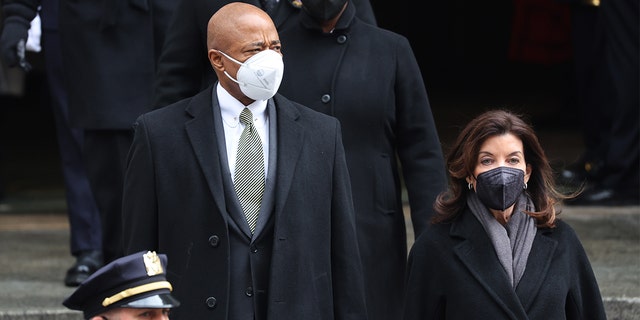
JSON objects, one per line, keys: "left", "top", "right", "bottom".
{"left": 216, "top": 83, "right": 268, "bottom": 127}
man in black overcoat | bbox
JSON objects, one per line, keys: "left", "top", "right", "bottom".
{"left": 122, "top": 3, "right": 368, "bottom": 319}
{"left": 58, "top": 0, "right": 178, "bottom": 263}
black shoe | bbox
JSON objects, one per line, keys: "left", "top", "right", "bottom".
{"left": 557, "top": 159, "right": 603, "bottom": 187}
{"left": 64, "top": 250, "right": 104, "bottom": 287}
{"left": 567, "top": 187, "right": 640, "bottom": 206}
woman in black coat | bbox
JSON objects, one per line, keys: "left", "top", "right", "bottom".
{"left": 403, "top": 110, "right": 607, "bottom": 320}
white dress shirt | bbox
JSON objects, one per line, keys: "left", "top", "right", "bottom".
{"left": 216, "top": 83, "right": 269, "bottom": 182}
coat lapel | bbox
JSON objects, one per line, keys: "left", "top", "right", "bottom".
{"left": 515, "top": 228, "right": 557, "bottom": 311}
{"left": 451, "top": 210, "right": 529, "bottom": 320}
{"left": 184, "top": 88, "right": 228, "bottom": 220}
{"left": 271, "top": 95, "right": 304, "bottom": 219}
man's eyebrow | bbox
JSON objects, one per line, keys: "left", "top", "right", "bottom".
{"left": 247, "top": 39, "right": 280, "bottom": 48}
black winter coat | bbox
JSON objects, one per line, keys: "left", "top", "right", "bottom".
{"left": 403, "top": 207, "right": 607, "bottom": 320}
{"left": 276, "top": 5, "right": 447, "bottom": 320}
{"left": 122, "top": 89, "right": 368, "bottom": 320}
{"left": 59, "top": 0, "right": 176, "bottom": 129}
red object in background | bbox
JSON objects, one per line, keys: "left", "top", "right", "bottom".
{"left": 509, "top": 0, "right": 573, "bottom": 65}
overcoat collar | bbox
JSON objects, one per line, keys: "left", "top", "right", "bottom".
{"left": 449, "top": 207, "right": 558, "bottom": 319}
{"left": 269, "top": 94, "right": 304, "bottom": 221}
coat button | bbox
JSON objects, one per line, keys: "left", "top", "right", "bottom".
{"left": 250, "top": 245, "right": 258, "bottom": 253}
{"left": 245, "top": 286, "right": 253, "bottom": 297}
{"left": 208, "top": 235, "right": 220, "bottom": 247}
{"left": 337, "top": 34, "right": 347, "bottom": 44}
{"left": 321, "top": 94, "right": 331, "bottom": 103}
{"left": 205, "top": 296, "right": 217, "bottom": 308}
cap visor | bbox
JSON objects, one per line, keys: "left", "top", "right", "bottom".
{"left": 119, "top": 293, "right": 180, "bottom": 308}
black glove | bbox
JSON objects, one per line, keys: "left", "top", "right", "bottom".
{"left": 0, "top": 16, "right": 31, "bottom": 68}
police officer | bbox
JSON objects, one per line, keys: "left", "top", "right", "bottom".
{"left": 63, "top": 251, "right": 180, "bottom": 320}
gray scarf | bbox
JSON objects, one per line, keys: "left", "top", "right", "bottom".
{"left": 467, "top": 192, "right": 536, "bottom": 288}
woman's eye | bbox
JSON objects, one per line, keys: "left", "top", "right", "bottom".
{"left": 480, "top": 159, "right": 492, "bottom": 165}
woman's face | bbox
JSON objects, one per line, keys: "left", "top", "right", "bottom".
{"left": 467, "top": 133, "right": 531, "bottom": 188}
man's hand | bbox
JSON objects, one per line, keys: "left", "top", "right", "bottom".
{"left": 0, "top": 16, "right": 31, "bottom": 68}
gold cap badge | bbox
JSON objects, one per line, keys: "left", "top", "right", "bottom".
{"left": 143, "top": 251, "right": 164, "bottom": 276}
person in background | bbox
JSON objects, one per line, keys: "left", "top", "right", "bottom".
{"left": 274, "top": 1, "right": 447, "bottom": 319}
{"left": 562, "top": 0, "right": 639, "bottom": 206}
{"left": 122, "top": 3, "right": 367, "bottom": 319}
{"left": 57, "top": 0, "right": 179, "bottom": 263}
{"left": 63, "top": 250, "right": 180, "bottom": 320}
{"left": 554, "top": 0, "right": 606, "bottom": 188}
{"left": 0, "top": 0, "right": 103, "bottom": 286}
{"left": 403, "top": 110, "right": 606, "bottom": 320}
{"left": 152, "top": 0, "right": 377, "bottom": 109}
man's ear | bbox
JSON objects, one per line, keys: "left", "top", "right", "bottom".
{"left": 208, "top": 49, "right": 224, "bottom": 71}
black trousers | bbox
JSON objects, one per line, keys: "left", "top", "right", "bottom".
{"left": 83, "top": 129, "right": 132, "bottom": 263}
{"left": 42, "top": 28, "right": 103, "bottom": 257}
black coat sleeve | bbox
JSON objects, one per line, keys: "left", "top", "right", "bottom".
{"left": 152, "top": 0, "right": 212, "bottom": 109}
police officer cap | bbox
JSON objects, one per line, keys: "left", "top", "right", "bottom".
{"left": 63, "top": 251, "right": 180, "bottom": 318}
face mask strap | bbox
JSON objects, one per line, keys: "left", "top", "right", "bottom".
{"left": 215, "top": 49, "right": 244, "bottom": 66}
{"left": 215, "top": 50, "right": 245, "bottom": 86}
{"left": 223, "top": 70, "right": 243, "bottom": 86}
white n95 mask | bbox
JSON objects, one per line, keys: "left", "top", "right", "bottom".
{"left": 217, "top": 49, "right": 284, "bottom": 101}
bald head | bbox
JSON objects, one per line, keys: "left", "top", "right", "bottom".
{"left": 207, "top": 2, "right": 276, "bottom": 52}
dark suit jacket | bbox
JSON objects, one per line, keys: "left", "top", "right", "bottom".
{"left": 58, "top": 0, "right": 176, "bottom": 129}
{"left": 403, "top": 207, "right": 607, "bottom": 320}
{"left": 122, "top": 86, "right": 368, "bottom": 320}
{"left": 152, "top": 0, "right": 377, "bottom": 108}
{"left": 277, "top": 4, "right": 447, "bottom": 319}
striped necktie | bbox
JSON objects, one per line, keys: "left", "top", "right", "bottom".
{"left": 234, "top": 108, "right": 265, "bottom": 233}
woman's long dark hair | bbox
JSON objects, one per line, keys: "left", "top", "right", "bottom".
{"left": 432, "top": 109, "right": 569, "bottom": 228}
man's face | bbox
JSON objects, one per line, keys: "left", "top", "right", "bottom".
{"left": 92, "top": 308, "right": 172, "bottom": 320}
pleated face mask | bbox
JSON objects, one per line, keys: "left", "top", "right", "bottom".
{"left": 218, "top": 49, "right": 284, "bottom": 101}
{"left": 474, "top": 166, "right": 526, "bottom": 210}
